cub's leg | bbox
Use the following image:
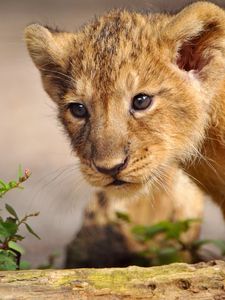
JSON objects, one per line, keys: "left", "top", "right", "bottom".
{"left": 65, "top": 169, "right": 204, "bottom": 268}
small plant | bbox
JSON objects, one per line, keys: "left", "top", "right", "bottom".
{"left": 116, "top": 211, "right": 225, "bottom": 266}
{"left": 0, "top": 166, "right": 40, "bottom": 270}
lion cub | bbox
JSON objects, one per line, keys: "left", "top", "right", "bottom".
{"left": 25, "top": 2, "right": 225, "bottom": 224}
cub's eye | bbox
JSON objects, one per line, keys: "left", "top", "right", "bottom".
{"left": 68, "top": 102, "right": 89, "bottom": 119}
{"left": 132, "top": 93, "right": 153, "bottom": 111}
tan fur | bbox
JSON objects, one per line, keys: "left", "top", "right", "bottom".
{"left": 102, "top": 169, "right": 203, "bottom": 243}
{"left": 24, "top": 2, "right": 225, "bottom": 220}
{"left": 85, "top": 168, "right": 203, "bottom": 250}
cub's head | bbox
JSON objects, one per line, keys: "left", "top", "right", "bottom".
{"left": 25, "top": 2, "right": 225, "bottom": 197}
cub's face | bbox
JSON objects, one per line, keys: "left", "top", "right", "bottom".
{"left": 25, "top": 3, "right": 225, "bottom": 197}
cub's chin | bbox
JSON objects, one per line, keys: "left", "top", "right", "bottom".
{"left": 102, "top": 181, "right": 150, "bottom": 200}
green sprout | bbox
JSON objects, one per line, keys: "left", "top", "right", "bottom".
{"left": 116, "top": 211, "right": 225, "bottom": 266}
{"left": 0, "top": 166, "right": 40, "bottom": 270}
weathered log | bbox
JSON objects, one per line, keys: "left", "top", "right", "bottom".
{"left": 1, "top": 261, "right": 225, "bottom": 299}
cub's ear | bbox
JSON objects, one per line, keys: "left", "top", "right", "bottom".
{"left": 164, "top": 1, "right": 225, "bottom": 94}
{"left": 24, "top": 24, "right": 75, "bottom": 101}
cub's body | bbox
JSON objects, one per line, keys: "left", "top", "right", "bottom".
{"left": 187, "top": 80, "right": 225, "bottom": 213}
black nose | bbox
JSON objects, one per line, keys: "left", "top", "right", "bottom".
{"left": 94, "top": 157, "right": 128, "bottom": 176}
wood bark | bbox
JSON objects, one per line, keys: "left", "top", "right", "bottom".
{"left": 1, "top": 261, "right": 225, "bottom": 299}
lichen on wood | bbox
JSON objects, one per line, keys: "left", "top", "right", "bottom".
{"left": 1, "top": 261, "right": 225, "bottom": 299}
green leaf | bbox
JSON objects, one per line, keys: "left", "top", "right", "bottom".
{"left": 0, "top": 223, "right": 11, "bottom": 238}
{"left": 25, "top": 223, "right": 40, "bottom": 240}
{"left": 132, "top": 222, "right": 169, "bottom": 241}
{"left": 156, "top": 247, "right": 181, "bottom": 265}
{"left": 11, "top": 234, "right": 25, "bottom": 242}
{"left": 0, "top": 252, "right": 17, "bottom": 271}
{"left": 194, "top": 239, "right": 225, "bottom": 255}
{"left": 18, "top": 164, "right": 23, "bottom": 180}
{"left": 132, "top": 219, "right": 201, "bottom": 243}
{"left": 164, "top": 222, "right": 185, "bottom": 240}
{"left": 0, "top": 190, "right": 4, "bottom": 198}
{"left": 0, "top": 180, "right": 6, "bottom": 188}
{"left": 131, "top": 225, "right": 148, "bottom": 242}
{"left": 8, "top": 181, "right": 18, "bottom": 189}
{"left": 0, "top": 220, "right": 18, "bottom": 239}
{"left": 6, "top": 217, "right": 17, "bottom": 223}
{"left": 115, "top": 211, "right": 131, "bottom": 223}
{"left": 208, "top": 240, "right": 225, "bottom": 254}
{"left": 5, "top": 204, "right": 18, "bottom": 219}
{"left": 192, "top": 239, "right": 211, "bottom": 249}
{"left": 20, "top": 260, "right": 30, "bottom": 270}
{"left": 167, "top": 219, "right": 200, "bottom": 239}
{"left": 4, "top": 184, "right": 10, "bottom": 190}
{"left": 8, "top": 241, "right": 25, "bottom": 255}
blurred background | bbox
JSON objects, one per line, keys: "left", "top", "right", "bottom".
{"left": 1, "top": 0, "right": 225, "bottom": 268}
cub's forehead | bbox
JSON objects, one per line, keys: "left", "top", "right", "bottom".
{"left": 70, "top": 11, "right": 166, "bottom": 95}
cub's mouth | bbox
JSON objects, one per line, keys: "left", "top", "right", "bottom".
{"left": 106, "top": 178, "right": 145, "bottom": 190}
{"left": 108, "top": 179, "right": 129, "bottom": 187}
{"left": 105, "top": 178, "right": 147, "bottom": 198}
{"left": 106, "top": 176, "right": 152, "bottom": 190}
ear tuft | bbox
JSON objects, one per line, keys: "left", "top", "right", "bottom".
{"left": 24, "top": 24, "right": 63, "bottom": 69}
{"left": 25, "top": 24, "right": 76, "bottom": 102}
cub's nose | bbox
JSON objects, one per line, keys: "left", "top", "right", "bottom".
{"left": 94, "top": 157, "right": 128, "bottom": 177}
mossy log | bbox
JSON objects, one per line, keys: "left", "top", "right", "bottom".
{"left": 1, "top": 261, "right": 225, "bottom": 299}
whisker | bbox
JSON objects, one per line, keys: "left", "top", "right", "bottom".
{"left": 181, "top": 169, "right": 207, "bottom": 191}
{"left": 182, "top": 136, "right": 222, "bottom": 180}
{"left": 154, "top": 171, "right": 171, "bottom": 198}
{"left": 45, "top": 74, "right": 72, "bottom": 86}
{"left": 144, "top": 174, "right": 157, "bottom": 210}
{"left": 29, "top": 164, "right": 81, "bottom": 205}
{"left": 188, "top": 142, "right": 223, "bottom": 181}
{"left": 41, "top": 165, "right": 79, "bottom": 188}
{"left": 39, "top": 67, "right": 77, "bottom": 86}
